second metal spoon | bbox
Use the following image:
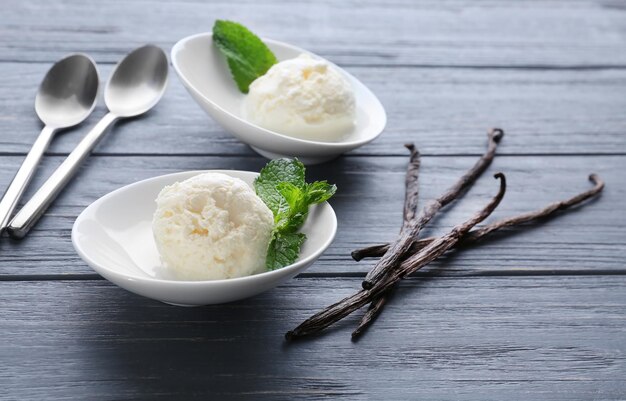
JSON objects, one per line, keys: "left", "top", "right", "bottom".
{"left": 8, "top": 45, "right": 169, "bottom": 239}
{"left": 0, "top": 54, "right": 98, "bottom": 233}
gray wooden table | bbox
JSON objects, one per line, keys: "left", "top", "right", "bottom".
{"left": 2, "top": 1, "right": 626, "bottom": 399}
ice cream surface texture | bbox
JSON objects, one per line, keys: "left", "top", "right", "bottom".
{"left": 244, "top": 54, "right": 356, "bottom": 142}
{"left": 152, "top": 173, "right": 274, "bottom": 281}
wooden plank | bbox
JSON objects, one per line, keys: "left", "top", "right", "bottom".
{"left": 1, "top": 276, "right": 625, "bottom": 400}
{"left": 3, "top": 0, "right": 626, "bottom": 67}
{"left": 1, "top": 63, "right": 626, "bottom": 157}
{"left": 0, "top": 154, "right": 622, "bottom": 276}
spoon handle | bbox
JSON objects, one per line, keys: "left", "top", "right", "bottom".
{"left": 0, "top": 126, "right": 57, "bottom": 233}
{"left": 7, "top": 112, "right": 118, "bottom": 239}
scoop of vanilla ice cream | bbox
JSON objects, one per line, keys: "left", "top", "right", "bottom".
{"left": 152, "top": 173, "right": 274, "bottom": 281}
{"left": 244, "top": 53, "right": 356, "bottom": 142}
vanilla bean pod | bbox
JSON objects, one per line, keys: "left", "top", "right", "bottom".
{"left": 350, "top": 173, "right": 603, "bottom": 339}
{"left": 355, "top": 144, "right": 420, "bottom": 339}
{"left": 401, "top": 144, "right": 420, "bottom": 232}
{"left": 355, "top": 130, "right": 502, "bottom": 336}
{"left": 352, "top": 174, "right": 604, "bottom": 260}
{"left": 285, "top": 174, "right": 506, "bottom": 340}
{"left": 362, "top": 128, "right": 504, "bottom": 289}
{"left": 352, "top": 291, "right": 390, "bottom": 339}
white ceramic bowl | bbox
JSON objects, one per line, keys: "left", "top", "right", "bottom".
{"left": 171, "top": 33, "right": 387, "bottom": 164}
{"left": 72, "top": 170, "right": 337, "bottom": 306}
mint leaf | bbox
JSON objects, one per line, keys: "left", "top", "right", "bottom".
{"left": 254, "top": 158, "right": 305, "bottom": 215}
{"left": 276, "top": 182, "right": 308, "bottom": 232}
{"left": 212, "top": 20, "right": 278, "bottom": 93}
{"left": 254, "top": 158, "right": 336, "bottom": 271}
{"left": 305, "top": 181, "right": 337, "bottom": 204}
{"left": 266, "top": 231, "right": 306, "bottom": 271}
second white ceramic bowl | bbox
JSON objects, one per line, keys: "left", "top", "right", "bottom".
{"left": 72, "top": 170, "right": 337, "bottom": 306}
{"left": 171, "top": 33, "right": 386, "bottom": 164}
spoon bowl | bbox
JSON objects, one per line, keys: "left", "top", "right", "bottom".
{"left": 35, "top": 53, "right": 99, "bottom": 128}
{"left": 105, "top": 45, "right": 169, "bottom": 117}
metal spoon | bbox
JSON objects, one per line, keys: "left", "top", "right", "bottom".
{"left": 7, "top": 45, "right": 168, "bottom": 239}
{"left": 0, "top": 54, "right": 99, "bottom": 233}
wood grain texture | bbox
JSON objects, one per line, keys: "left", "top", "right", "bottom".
{"left": 1, "top": 276, "right": 626, "bottom": 400}
{"left": 1, "top": 1, "right": 625, "bottom": 397}
{"left": 3, "top": 0, "right": 626, "bottom": 67}
{"left": 1, "top": 154, "right": 622, "bottom": 277}
{"left": 2, "top": 63, "right": 626, "bottom": 156}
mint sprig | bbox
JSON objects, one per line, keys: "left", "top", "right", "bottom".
{"left": 265, "top": 232, "right": 306, "bottom": 271}
{"left": 255, "top": 159, "right": 337, "bottom": 270}
{"left": 212, "top": 20, "right": 278, "bottom": 93}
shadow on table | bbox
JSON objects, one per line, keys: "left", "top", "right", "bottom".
{"left": 73, "top": 284, "right": 359, "bottom": 400}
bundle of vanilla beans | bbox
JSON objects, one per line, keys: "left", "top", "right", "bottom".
{"left": 286, "top": 128, "right": 605, "bottom": 341}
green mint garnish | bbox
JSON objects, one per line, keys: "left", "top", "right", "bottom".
{"left": 254, "top": 158, "right": 306, "bottom": 215}
{"left": 212, "top": 20, "right": 278, "bottom": 93}
{"left": 265, "top": 232, "right": 307, "bottom": 271}
{"left": 255, "top": 159, "right": 337, "bottom": 270}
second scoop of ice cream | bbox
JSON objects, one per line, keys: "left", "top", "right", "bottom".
{"left": 152, "top": 173, "right": 274, "bottom": 281}
{"left": 244, "top": 54, "right": 356, "bottom": 142}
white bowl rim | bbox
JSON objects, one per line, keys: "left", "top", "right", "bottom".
{"left": 72, "top": 169, "right": 337, "bottom": 286}
{"left": 171, "top": 32, "right": 387, "bottom": 149}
